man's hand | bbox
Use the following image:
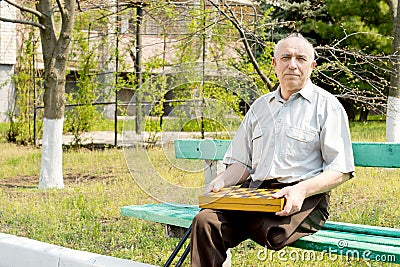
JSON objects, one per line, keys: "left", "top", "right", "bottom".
{"left": 204, "top": 163, "right": 250, "bottom": 193}
{"left": 271, "top": 171, "right": 350, "bottom": 216}
{"left": 205, "top": 178, "right": 225, "bottom": 193}
{"left": 272, "top": 185, "right": 307, "bottom": 216}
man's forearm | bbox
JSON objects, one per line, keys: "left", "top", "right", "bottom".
{"left": 273, "top": 170, "right": 351, "bottom": 216}
{"left": 206, "top": 162, "right": 250, "bottom": 192}
{"left": 295, "top": 170, "right": 351, "bottom": 198}
{"left": 221, "top": 163, "right": 250, "bottom": 186}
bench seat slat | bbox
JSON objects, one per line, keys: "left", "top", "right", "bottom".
{"left": 121, "top": 203, "right": 199, "bottom": 228}
{"left": 313, "top": 230, "right": 400, "bottom": 247}
{"left": 323, "top": 221, "right": 400, "bottom": 238}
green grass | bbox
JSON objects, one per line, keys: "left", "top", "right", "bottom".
{"left": 0, "top": 122, "right": 7, "bottom": 143}
{"left": 90, "top": 116, "right": 124, "bottom": 132}
{"left": 0, "top": 120, "right": 398, "bottom": 266}
{"left": 350, "top": 120, "right": 386, "bottom": 142}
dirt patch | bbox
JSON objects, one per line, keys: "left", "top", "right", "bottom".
{"left": 0, "top": 173, "right": 115, "bottom": 189}
{"left": 0, "top": 176, "right": 38, "bottom": 189}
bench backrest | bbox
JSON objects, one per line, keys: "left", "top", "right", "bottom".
{"left": 174, "top": 140, "right": 400, "bottom": 168}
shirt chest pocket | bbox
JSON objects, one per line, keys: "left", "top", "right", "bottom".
{"left": 284, "top": 127, "right": 318, "bottom": 161}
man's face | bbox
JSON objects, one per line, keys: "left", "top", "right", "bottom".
{"left": 272, "top": 37, "right": 316, "bottom": 99}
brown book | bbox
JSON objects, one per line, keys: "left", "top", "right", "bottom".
{"left": 199, "top": 185, "right": 285, "bottom": 212}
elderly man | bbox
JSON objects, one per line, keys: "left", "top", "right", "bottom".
{"left": 190, "top": 33, "right": 355, "bottom": 266}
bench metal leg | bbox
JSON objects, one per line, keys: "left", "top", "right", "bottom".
{"left": 175, "top": 244, "right": 190, "bottom": 267}
{"left": 163, "top": 224, "right": 192, "bottom": 267}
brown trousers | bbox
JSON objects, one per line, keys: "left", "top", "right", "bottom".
{"left": 190, "top": 180, "right": 329, "bottom": 267}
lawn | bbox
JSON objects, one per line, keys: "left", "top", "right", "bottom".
{"left": 0, "top": 120, "right": 398, "bottom": 266}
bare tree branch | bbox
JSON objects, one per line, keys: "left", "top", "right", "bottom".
{"left": 3, "top": 0, "right": 44, "bottom": 19}
{"left": 55, "top": 0, "right": 66, "bottom": 17}
{"left": 313, "top": 43, "right": 391, "bottom": 114}
{"left": 208, "top": 0, "right": 274, "bottom": 90}
{"left": 76, "top": 0, "right": 82, "bottom": 12}
{"left": 0, "top": 16, "right": 45, "bottom": 29}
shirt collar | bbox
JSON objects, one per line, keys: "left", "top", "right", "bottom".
{"left": 297, "top": 79, "right": 314, "bottom": 103}
{"left": 270, "top": 79, "right": 314, "bottom": 103}
{"left": 272, "top": 89, "right": 285, "bottom": 103}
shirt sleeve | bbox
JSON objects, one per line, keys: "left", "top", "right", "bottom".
{"left": 223, "top": 110, "right": 254, "bottom": 173}
{"left": 320, "top": 103, "right": 355, "bottom": 175}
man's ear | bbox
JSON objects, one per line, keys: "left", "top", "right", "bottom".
{"left": 272, "top": 58, "right": 277, "bottom": 67}
{"left": 311, "top": 61, "right": 316, "bottom": 69}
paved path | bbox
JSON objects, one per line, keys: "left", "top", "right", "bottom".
{"left": 62, "top": 131, "right": 228, "bottom": 147}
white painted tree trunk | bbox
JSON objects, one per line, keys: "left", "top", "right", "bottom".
{"left": 386, "top": 96, "right": 400, "bottom": 142}
{"left": 38, "top": 118, "right": 64, "bottom": 189}
{"left": 387, "top": 0, "right": 400, "bottom": 141}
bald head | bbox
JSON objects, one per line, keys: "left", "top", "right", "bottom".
{"left": 274, "top": 33, "right": 316, "bottom": 62}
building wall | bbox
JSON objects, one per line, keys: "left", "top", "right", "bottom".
{"left": 0, "top": 1, "right": 16, "bottom": 122}
{"left": 0, "top": 65, "right": 14, "bottom": 121}
{"left": 0, "top": 1, "right": 16, "bottom": 65}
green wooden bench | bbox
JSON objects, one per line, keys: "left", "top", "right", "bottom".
{"left": 121, "top": 139, "right": 400, "bottom": 265}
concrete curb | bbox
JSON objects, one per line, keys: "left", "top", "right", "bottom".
{"left": 0, "top": 233, "right": 157, "bottom": 267}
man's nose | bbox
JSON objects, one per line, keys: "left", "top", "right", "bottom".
{"left": 288, "top": 57, "right": 297, "bottom": 69}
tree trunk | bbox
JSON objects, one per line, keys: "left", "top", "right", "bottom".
{"left": 359, "top": 106, "right": 369, "bottom": 122}
{"left": 387, "top": 0, "right": 400, "bottom": 142}
{"left": 37, "top": 0, "right": 75, "bottom": 188}
{"left": 39, "top": 118, "right": 64, "bottom": 188}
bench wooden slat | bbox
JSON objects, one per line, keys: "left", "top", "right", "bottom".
{"left": 121, "top": 203, "right": 199, "bottom": 228}
{"left": 323, "top": 221, "right": 400, "bottom": 238}
{"left": 174, "top": 140, "right": 400, "bottom": 168}
{"left": 352, "top": 142, "right": 400, "bottom": 167}
{"left": 174, "top": 139, "right": 231, "bottom": 160}
{"left": 313, "top": 230, "right": 400, "bottom": 247}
